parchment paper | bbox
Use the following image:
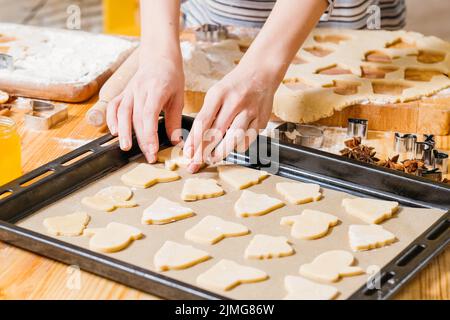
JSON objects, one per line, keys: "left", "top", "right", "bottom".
{"left": 17, "top": 156, "right": 445, "bottom": 300}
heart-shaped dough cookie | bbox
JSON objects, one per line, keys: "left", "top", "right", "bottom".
{"left": 185, "top": 215, "right": 249, "bottom": 244}
{"left": 284, "top": 276, "right": 339, "bottom": 300}
{"left": 349, "top": 224, "right": 396, "bottom": 251}
{"left": 43, "top": 211, "right": 90, "bottom": 236}
{"left": 218, "top": 165, "right": 269, "bottom": 190}
{"left": 234, "top": 190, "right": 284, "bottom": 218}
{"left": 121, "top": 163, "right": 180, "bottom": 188}
{"left": 276, "top": 182, "right": 322, "bottom": 204}
{"left": 342, "top": 198, "right": 399, "bottom": 224}
{"left": 280, "top": 209, "right": 339, "bottom": 240}
{"left": 299, "top": 250, "right": 364, "bottom": 283}
{"left": 142, "top": 197, "right": 194, "bottom": 224}
{"left": 244, "top": 234, "right": 294, "bottom": 259}
{"left": 196, "top": 259, "right": 268, "bottom": 291}
{"left": 181, "top": 178, "right": 224, "bottom": 201}
{"left": 84, "top": 222, "right": 143, "bottom": 253}
{"left": 154, "top": 240, "right": 210, "bottom": 271}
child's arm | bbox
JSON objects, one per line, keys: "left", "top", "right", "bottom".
{"left": 107, "top": 0, "right": 184, "bottom": 163}
{"left": 184, "top": 0, "right": 329, "bottom": 172}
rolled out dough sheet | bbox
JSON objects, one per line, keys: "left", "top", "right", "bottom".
{"left": 16, "top": 157, "right": 446, "bottom": 300}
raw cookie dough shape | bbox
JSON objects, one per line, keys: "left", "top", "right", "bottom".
{"left": 157, "top": 146, "right": 190, "bottom": 170}
{"left": 43, "top": 212, "right": 90, "bottom": 236}
{"left": 96, "top": 186, "right": 133, "bottom": 202}
{"left": 84, "top": 222, "right": 143, "bottom": 253}
{"left": 276, "top": 182, "right": 322, "bottom": 204}
{"left": 323, "top": 80, "right": 362, "bottom": 95}
{"left": 280, "top": 209, "right": 339, "bottom": 240}
{"left": 342, "top": 197, "right": 399, "bottom": 224}
{"left": 153, "top": 241, "right": 210, "bottom": 271}
{"left": 349, "top": 224, "right": 396, "bottom": 251}
{"left": 181, "top": 178, "right": 224, "bottom": 201}
{"left": 299, "top": 250, "right": 364, "bottom": 283}
{"left": 121, "top": 163, "right": 180, "bottom": 188}
{"left": 185, "top": 215, "right": 249, "bottom": 245}
{"left": 142, "top": 197, "right": 194, "bottom": 224}
{"left": 218, "top": 165, "right": 269, "bottom": 190}
{"left": 83, "top": 186, "right": 137, "bottom": 212}
{"left": 196, "top": 259, "right": 268, "bottom": 291}
{"left": 234, "top": 190, "right": 284, "bottom": 218}
{"left": 244, "top": 234, "right": 294, "bottom": 259}
{"left": 284, "top": 276, "right": 339, "bottom": 300}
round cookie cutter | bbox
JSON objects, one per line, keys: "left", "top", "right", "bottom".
{"left": 276, "top": 123, "right": 324, "bottom": 148}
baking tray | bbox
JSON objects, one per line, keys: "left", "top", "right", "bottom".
{"left": 0, "top": 116, "right": 448, "bottom": 300}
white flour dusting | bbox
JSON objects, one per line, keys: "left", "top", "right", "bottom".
{"left": 53, "top": 137, "right": 93, "bottom": 149}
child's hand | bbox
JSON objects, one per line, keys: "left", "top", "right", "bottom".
{"left": 107, "top": 56, "right": 184, "bottom": 163}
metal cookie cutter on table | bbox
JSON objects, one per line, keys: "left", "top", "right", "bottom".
{"left": 276, "top": 123, "right": 324, "bottom": 148}
{"left": 24, "top": 100, "right": 68, "bottom": 130}
{"left": 195, "top": 24, "right": 228, "bottom": 42}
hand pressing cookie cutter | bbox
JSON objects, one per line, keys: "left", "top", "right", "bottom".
{"left": 347, "top": 118, "right": 368, "bottom": 139}
{"left": 24, "top": 100, "right": 68, "bottom": 130}
{"left": 277, "top": 123, "right": 324, "bottom": 148}
{"left": 0, "top": 53, "right": 13, "bottom": 71}
{"left": 195, "top": 24, "right": 228, "bottom": 42}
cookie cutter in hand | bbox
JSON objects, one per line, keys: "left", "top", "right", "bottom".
{"left": 0, "top": 53, "right": 13, "bottom": 71}
{"left": 277, "top": 123, "right": 324, "bottom": 149}
{"left": 195, "top": 24, "right": 228, "bottom": 42}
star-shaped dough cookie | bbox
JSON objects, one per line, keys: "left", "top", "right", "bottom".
{"left": 218, "top": 165, "right": 269, "bottom": 190}
{"left": 284, "top": 276, "right": 339, "bottom": 300}
{"left": 154, "top": 240, "right": 211, "bottom": 271}
{"left": 280, "top": 209, "right": 339, "bottom": 240}
{"left": 299, "top": 250, "right": 364, "bottom": 282}
{"left": 181, "top": 178, "right": 224, "bottom": 201}
{"left": 234, "top": 190, "right": 284, "bottom": 218}
{"left": 244, "top": 234, "right": 294, "bottom": 259}
{"left": 342, "top": 198, "right": 399, "bottom": 224}
{"left": 196, "top": 259, "right": 268, "bottom": 291}
{"left": 349, "top": 224, "right": 396, "bottom": 251}
{"left": 276, "top": 182, "right": 322, "bottom": 204}
{"left": 121, "top": 163, "right": 180, "bottom": 188}
{"left": 84, "top": 222, "right": 143, "bottom": 253}
{"left": 43, "top": 211, "right": 90, "bottom": 236}
{"left": 185, "top": 215, "right": 249, "bottom": 244}
{"left": 142, "top": 197, "right": 194, "bottom": 224}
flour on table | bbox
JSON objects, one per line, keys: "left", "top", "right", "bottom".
{"left": 284, "top": 276, "right": 339, "bottom": 300}
{"left": 244, "top": 234, "right": 294, "bottom": 259}
{"left": 142, "top": 197, "right": 194, "bottom": 225}
{"left": 342, "top": 198, "right": 399, "bottom": 224}
{"left": 234, "top": 190, "right": 284, "bottom": 218}
{"left": 196, "top": 259, "right": 268, "bottom": 291}
{"left": 349, "top": 224, "right": 397, "bottom": 251}
{"left": 218, "top": 165, "right": 269, "bottom": 190}
{"left": 299, "top": 250, "right": 364, "bottom": 283}
{"left": 154, "top": 241, "right": 210, "bottom": 271}
{"left": 121, "top": 163, "right": 180, "bottom": 188}
{"left": 43, "top": 211, "right": 90, "bottom": 236}
{"left": 280, "top": 209, "right": 339, "bottom": 240}
{"left": 276, "top": 182, "right": 322, "bottom": 204}
{"left": 84, "top": 222, "right": 143, "bottom": 253}
{"left": 185, "top": 215, "right": 249, "bottom": 245}
{"left": 181, "top": 178, "right": 224, "bottom": 201}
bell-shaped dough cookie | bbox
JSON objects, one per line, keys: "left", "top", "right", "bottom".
{"left": 299, "top": 250, "right": 364, "bottom": 283}
{"left": 157, "top": 146, "right": 191, "bottom": 171}
{"left": 218, "top": 165, "right": 269, "bottom": 190}
{"left": 185, "top": 215, "right": 249, "bottom": 244}
{"left": 154, "top": 240, "right": 210, "bottom": 271}
{"left": 342, "top": 198, "right": 399, "bottom": 224}
{"left": 142, "top": 197, "right": 194, "bottom": 224}
{"left": 121, "top": 163, "right": 180, "bottom": 188}
{"left": 244, "top": 234, "right": 294, "bottom": 259}
{"left": 234, "top": 190, "right": 284, "bottom": 218}
{"left": 349, "top": 224, "right": 396, "bottom": 251}
{"left": 196, "top": 259, "right": 268, "bottom": 291}
{"left": 280, "top": 209, "right": 339, "bottom": 240}
{"left": 181, "top": 178, "right": 224, "bottom": 201}
{"left": 276, "top": 182, "right": 322, "bottom": 204}
{"left": 284, "top": 276, "right": 339, "bottom": 300}
{"left": 43, "top": 212, "right": 90, "bottom": 236}
{"left": 84, "top": 222, "right": 143, "bottom": 253}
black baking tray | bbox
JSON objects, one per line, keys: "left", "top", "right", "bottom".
{"left": 0, "top": 116, "right": 448, "bottom": 300}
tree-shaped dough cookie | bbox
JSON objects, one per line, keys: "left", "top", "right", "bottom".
{"left": 142, "top": 197, "right": 194, "bottom": 224}
{"left": 342, "top": 197, "right": 399, "bottom": 224}
{"left": 284, "top": 276, "right": 338, "bottom": 300}
{"left": 234, "top": 190, "right": 284, "bottom": 218}
{"left": 218, "top": 164, "right": 269, "bottom": 190}
{"left": 43, "top": 211, "right": 90, "bottom": 236}
{"left": 121, "top": 163, "right": 180, "bottom": 188}
{"left": 245, "top": 234, "right": 294, "bottom": 259}
{"left": 154, "top": 241, "right": 210, "bottom": 271}
{"left": 349, "top": 224, "right": 396, "bottom": 251}
{"left": 276, "top": 182, "right": 322, "bottom": 204}
{"left": 181, "top": 178, "right": 224, "bottom": 201}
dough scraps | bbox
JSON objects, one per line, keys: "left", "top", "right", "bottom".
{"left": 185, "top": 215, "right": 249, "bottom": 245}
{"left": 244, "top": 234, "right": 294, "bottom": 259}
{"left": 342, "top": 198, "right": 399, "bottom": 224}
{"left": 153, "top": 240, "right": 211, "bottom": 271}
{"left": 157, "top": 146, "right": 190, "bottom": 171}
{"left": 234, "top": 190, "right": 284, "bottom": 218}
{"left": 181, "top": 178, "right": 224, "bottom": 201}
{"left": 280, "top": 209, "right": 339, "bottom": 240}
{"left": 142, "top": 197, "right": 195, "bottom": 224}
{"left": 121, "top": 163, "right": 180, "bottom": 188}
{"left": 284, "top": 275, "right": 339, "bottom": 300}
{"left": 299, "top": 250, "right": 364, "bottom": 283}
{"left": 43, "top": 211, "right": 90, "bottom": 236}
{"left": 84, "top": 222, "right": 143, "bottom": 253}
{"left": 349, "top": 224, "right": 396, "bottom": 251}
{"left": 218, "top": 164, "right": 269, "bottom": 190}
{"left": 82, "top": 186, "right": 137, "bottom": 212}
{"left": 276, "top": 182, "right": 322, "bottom": 204}
{"left": 196, "top": 259, "right": 268, "bottom": 291}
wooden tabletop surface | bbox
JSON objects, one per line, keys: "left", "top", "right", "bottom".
{"left": 0, "top": 99, "right": 448, "bottom": 300}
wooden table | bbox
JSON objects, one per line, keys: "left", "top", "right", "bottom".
{"left": 0, "top": 99, "right": 448, "bottom": 300}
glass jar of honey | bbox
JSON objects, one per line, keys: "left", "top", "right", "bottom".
{"left": 0, "top": 116, "right": 22, "bottom": 186}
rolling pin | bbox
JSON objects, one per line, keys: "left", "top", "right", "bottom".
{"left": 86, "top": 49, "right": 139, "bottom": 127}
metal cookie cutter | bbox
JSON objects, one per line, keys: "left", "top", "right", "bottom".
{"left": 195, "top": 24, "right": 228, "bottom": 42}
{"left": 419, "top": 168, "right": 442, "bottom": 182}
{"left": 347, "top": 118, "right": 368, "bottom": 139}
{"left": 415, "top": 141, "right": 434, "bottom": 167}
{"left": 433, "top": 150, "right": 448, "bottom": 174}
{"left": 277, "top": 123, "right": 324, "bottom": 148}
{"left": 25, "top": 100, "right": 68, "bottom": 130}
{"left": 394, "top": 133, "right": 417, "bottom": 158}
{"left": 0, "top": 53, "right": 13, "bottom": 71}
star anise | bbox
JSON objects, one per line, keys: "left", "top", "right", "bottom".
{"left": 340, "top": 143, "right": 379, "bottom": 164}
{"left": 344, "top": 137, "right": 362, "bottom": 149}
{"left": 377, "top": 155, "right": 404, "bottom": 171}
{"left": 442, "top": 178, "right": 449, "bottom": 184}
{"left": 402, "top": 159, "right": 427, "bottom": 174}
